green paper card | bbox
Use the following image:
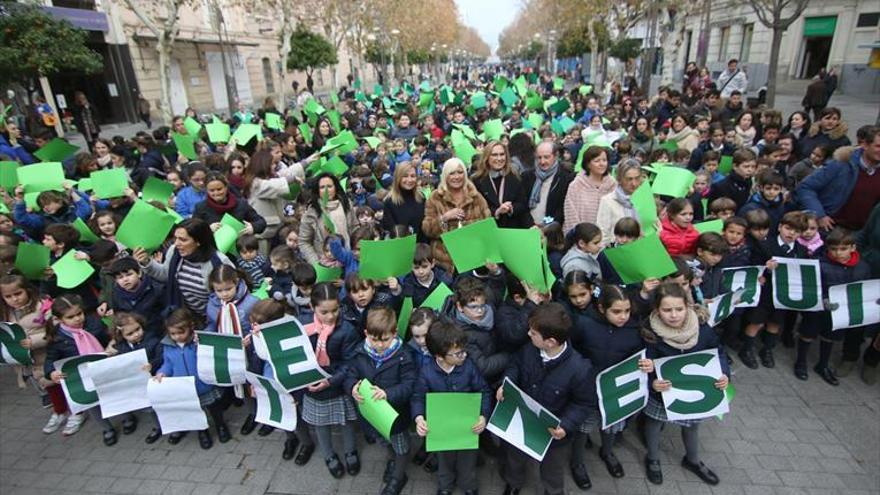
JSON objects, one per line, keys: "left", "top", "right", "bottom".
{"left": 453, "top": 139, "right": 478, "bottom": 167}
{"left": 172, "top": 133, "right": 197, "bottom": 161}
{"left": 14, "top": 242, "right": 50, "bottom": 280}
{"left": 494, "top": 76, "right": 508, "bottom": 93}
{"left": 327, "top": 110, "right": 341, "bottom": 133}
{"left": 16, "top": 162, "right": 66, "bottom": 193}
{"left": 298, "top": 123, "right": 313, "bottom": 143}
{"left": 695, "top": 219, "right": 724, "bottom": 233}
{"left": 231, "top": 124, "right": 263, "bottom": 146}
{"left": 363, "top": 136, "right": 381, "bottom": 149}
{"left": 205, "top": 122, "right": 231, "bottom": 143}
{"left": 397, "top": 297, "right": 414, "bottom": 339}
{"left": 632, "top": 182, "right": 658, "bottom": 235}
{"left": 214, "top": 224, "right": 238, "bottom": 254}
{"left": 526, "top": 113, "right": 544, "bottom": 130}
{"left": 499, "top": 87, "right": 518, "bottom": 107}
{"left": 482, "top": 119, "right": 505, "bottom": 141}
{"left": 603, "top": 234, "right": 677, "bottom": 284}
{"left": 471, "top": 93, "right": 487, "bottom": 110}
{"left": 184, "top": 117, "right": 202, "bottom": 137}
{"left": 304, "top": 98, "right": 326, "bottom": 116}
{"left": 660, "top": 140, "right": 678, "bottom": 152}
{"left": 33, "top": 138, "right": 79, "bottom": 162}
{"left": 526, "top": 91, "right": 544, "bottom": 111}
{"left": 419, "top": 91, "right": 435, "bottom": 108}
{"left": 76, "top": 178, "right": 92, "bottom": 191}
{"left": 252, "top": 280, "right": 269, "bottom": 300}
{"left": 90, "top": 168, "right": 129, "bottom": 199}
{"left": 651, "top": 167, "right": 695, "bottom": 198}
{"left": 73, "top": 218, "right": 99, "bottom": 244}
{"left": 452, "top": 124, "right": 477, "bottom": 142}
{"left": 326, "top": 131, "right": 358, "bottom": 155}
{"left": 321, "top": 155, "right": 348, "bottom": 177}
{"left": 116, "top": 200, "right": 177, "bottom": 252}
{"left": 441, "top": 217, "right": 503, "bottom": 272}
{"left": 356, "top": 379, "right": 400, "bottom": 441}
{"left": 548, "top": 98, "right": 570, "bottom": 115}
{"left": 0, "top": 161, "right": 18, "bottom": 191}
{"left": 420, "top": 283, "right": 452, "bottom": 310}
{"left": 142, "top": 176, "right": 174, "bottom": 205}
{"left": 426, "top": 392, "right": 481, "bottom": 452}
{"left": 579, "top": 85, "right": 593, "bottom": 95}
{"left": 553, "top": 77, "right": 565, "bottom": 91}
{"left": 358, "top": 235, "right": 417, "bottom": 280}
{"left": 497, "top": 228, "right": 551, "bottom": 293}
{"left": 51, "top": 250, "right": 95, "bottom": 289}
{"left": 314, "top": 264, "right": 343, "bottom": 283}
{"left": 718, "top": 155, "right": 734, "bottom": 175}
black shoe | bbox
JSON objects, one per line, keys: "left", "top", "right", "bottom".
{"left": 294, "top": 443, "right": 314, "bottom": 466}
{"left": 216, "top": 424, "right": 231, "bottom": 443}
{"left": 681, "top": 456, "right": 719, "bottom": 485}
{"left": 381, "top": 474, "right": 408, "bottom": 495}
{"left": 738, "top": 349, "right": 759, "bottom": 369}
{"left": 423, "top": 453, "right": 438, "bottom": 473}
{"left": 600, "top": 451, "right": 624, "bottom": 478}
{"left": 145, "top": 428, "right": 162, "bottom": 444}
{"left": 383, "top": 458, "right": 396, "bottom": 483}
{"left": 240, "top": 415, "right": 256, "bottom": 435}
{"left": 103, "top": 429, "right": 118, "bottom": 446}
{"left": 167, "top": 431, "right": 186, "bottom": 445}
{"left": 257, "top": 424, "right": 274, "bottom": 437}
{"left": 198, "top": 430, "right": 213, "bottom": 450}
{"left": 645, "top": 456, "right": 663, "bottom": 485}
{"left": 814, "top": 365, "right": 840, "bottom": 386}
{"left": 122, "top": 416, "right": 138, "bottom": 434}
{"left": 325, "top": 454, "right": 344, "bottom": 479}
{"left": 282, "top": 437, "right": 299, "bottom": 460}
{"left": 344, "top": 450, "right": 360, "bottom": 476}
{"left": 501, "top": 485, "right": 520, "bottom": 495}
{"left": 794, "top": 363, "right": 809, "bottom": 380}
{"left": 412, "top": 446, "right": 428, "bottom": 465}
{"left": 570, "top": 462, "right": 592, "bottom": 490}
{"left": 759, "top": 348, "right": 775, "bottom": 368}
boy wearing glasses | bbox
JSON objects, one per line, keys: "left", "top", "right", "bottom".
{"left": 411, "top": 320, "right": 492, "bottom": 495}
{"left": 450, "top": 277, "right": 510, "bottom": 387}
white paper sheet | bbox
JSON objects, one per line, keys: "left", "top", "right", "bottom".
{"left": 146, "top": 377, "right": 208, "bottom": 434}
{"left": 87, "top": 349, "right": 151, "bottom": 418}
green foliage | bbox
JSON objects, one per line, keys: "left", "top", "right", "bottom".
{"left": 0, "top": 4, "right": 103, "bottom": 85}
{"left": 520, "top": 41, "right": 543, "bottom": 60}
{"left": 286, "top": 27, "right": 337, "bottom": 75}
{"left": 407, "top": 49, "right": 430, "bottom": 65}
{"left": 608, "top": 38, "right": 641, "bottom": 62}
{"left": 557, "top": 28, "right": 590, "bottom": 58}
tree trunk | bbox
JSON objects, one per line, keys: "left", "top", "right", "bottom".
{"left": 765, "top": 26, "right": 783, "bottom": 108}
{"left": 588, "top": 25, "right": 598, "bottom": 84}
{"left": 661, "top": 16, "right": 687, "bottom": 86}
{"left": 156, "top": 37, "right": 174, "bottom": 124}
{"left": 330, "top": 65, "right": 338, "bottom": 91}
{"left": 278, "top": 16, "right": 293, "bottom": 109}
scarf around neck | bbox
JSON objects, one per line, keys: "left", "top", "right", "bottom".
{"left": 60, "top": 323, "right": 104, "bottom": 355}
{"left": 649, "top": 308, "right": 700, "bottom": 350}
{"left": 364, "top": 337, "right": 402, "bottom": 368}
{"left": 455, "top": 305, "right": 495, "bottom": 330}
{"left": 529, "top": 162, "right": 559, "bottom": 208}
{"left": 305, "top": 318, "right": 335, "bottom": 367}
{"left": 613, "top": 185, "right": 636, "bottom": 218}
{"left": 206, "top": 192, "right": 238, "bottom": 214}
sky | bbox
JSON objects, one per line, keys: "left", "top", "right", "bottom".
{"left": 455, "top": 0, "right": 521, "bottom": 55}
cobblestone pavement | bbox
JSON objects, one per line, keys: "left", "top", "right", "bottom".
{"left": 0, "top": 341, "right": 877, "bottom": 495}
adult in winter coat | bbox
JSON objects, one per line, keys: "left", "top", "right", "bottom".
{"left": 471, "top": 140, "right": 531, "bottom": 228}
{"left": 801, "top": 75, "right": 828, "bottom": 121}
{"left": 71, "top": 91, "right": 101, "bottom": 150}
{"left": 666, "top": 115, "right": 701, "bottom": 153}
{"left": 521, "top": 141, "right": 574, "bottom": 226}
{"left": 715, "top": 59, "right": 748, "bottom": 99}
{"left": 381, "top": 161, "right": 427, "bottom": 241}
{"left": 421, "top": 158, "right": 491, "bottom": 273}
{"left": 299, "top": 172, "right": 359, "bottom": 265}
{"left": 596, "top": 159, "right": 643, "bottom": 244}
{"left": 797, "top": 107, "right": 852, "bottom": 159}
{"left": 193, "top": 173, "right": 266, "bottom": 236}
{"left": 563, "top": 146, "right": 617, "bottom": 233}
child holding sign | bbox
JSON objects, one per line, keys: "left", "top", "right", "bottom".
{"left": 642, "top": 283, "right": 729, "bottom": 486}
{"left": 345, "top": 307, "right": 417, "bottom": 495}
{"left": 1, "top": 274, "right": 51, "bottom": 408}
{"left": 108, "top": 312, "right": 162, "bottom": 442}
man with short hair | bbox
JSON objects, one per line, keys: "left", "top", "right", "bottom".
{"left": 521, "top": 141, "right": 574, "bottom": 226}
{"left": 716, "top": 59, "right": 748, "bottom": 99}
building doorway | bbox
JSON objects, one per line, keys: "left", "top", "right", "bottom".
{"left": 800, "top": 36, "right": 833, "bottom": 79}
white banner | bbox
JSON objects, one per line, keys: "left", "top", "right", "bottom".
{"left": 246, "top": 372, "right": 298, "bottom": 431}
{"left": 829, "top": 279, "right": 880, "bottom": 331}
{"left": 196, "top": 331, "right": 246, "bottom": 386}
{"left": 654, "top": 349, "right": 729, "bottom": 421}
{"left": 55, "top": 354, "right": 106, "bottom": 414}
{"left": 486, "top": 377, "right": 561, "bottom": 461}
{"left": 146, "top": 377, "right": 209, "bottom": 434}
{"left": 596, "top": 350, "right": 648, "bottom": 430}
{"left": 772, "top": 257, "right": 823, "bottom": 311}
{"left": 87, "top": 349, "right": 152, "bottom": 418}
{"left": 707, "top": 289, "right": 747, "bottom": 327}
{"left": 720, "top": 266, "right": 765, "bottom": 307}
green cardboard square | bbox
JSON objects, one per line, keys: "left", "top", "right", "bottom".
{"left": 358, "top": 235, "right": 417, "bottom": 280}
{"left": 553, "top": 77, "right": 565, "bottom": 91}
{"left": 0, "top": 161, "right": 19, "bottom": 191}
{"left": 651, "top": 167, "right": 696, "bottom": 198}
{"left": 116, "top": 200, "right": 177, "bottom": 252}
{"left": 15, "top": 242, "right": 50, "bottom": 280}
{"left": 172, "top": 133, "right": 197, "bottom": 160}
{"left": 89, "top": 168, "right": 129, "bottom": 199}
{"left": 51, "top": 250, "right": 95, "bottom": 289}
{"left": 33, "top": 138, "right": 79, "bottom": 162}
{"left": 419, "top": 283, "right": 452, "bottom": 310}
{"left": 205, "top": 122, "right": 231, "bottom": 143}
{"left": 426, "top": 393, "right": 481, "bottom": 452}
{"left": 141, "top": 176, "right": 175, "bottom": 205}
{"left": 603, "top": 234, "right": 677, "bottom": 284}
{"left": 718, "top": 155, "right": 734, "bottom": 175}
{"left": 265, "top": 112, "right": 284, "bottom": 131}
{"left": 16, "top": 162, "right": 66, "bottom": 193}
{"left": 184, "top": 116, "right": 203, "bottom": 137}
{"left": 482, "top": 119, "right": 505, "bottom": 141}
{"left": 231, "top": 124, "right": 262, "bottom": 146}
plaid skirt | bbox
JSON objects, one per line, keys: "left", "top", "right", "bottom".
{"left": 198, "top": 386, "right": 225, "bottom": 408}
{"left": 380, "top": 430, "right": 411, "bottom": 456}
{"left": 644, "top": 396, "right": 704, "bottom": 428}
{"left": 579, "top": 406, "right": 627, "bottom": 434}
{"left": 302, "top": 394, "right": 358, "bottom": 427}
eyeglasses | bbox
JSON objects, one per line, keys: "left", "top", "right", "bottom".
{"left": 446, "top": 350, "right": 467, "bottom": 359}
{"left": 464, "top": 303, "right": 487, "bottom": 312}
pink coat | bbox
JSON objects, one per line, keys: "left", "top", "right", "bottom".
{"left": 562, "top": 174, "right": 617, "bottom": 232}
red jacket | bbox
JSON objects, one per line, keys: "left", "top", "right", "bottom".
{"left": 659, "top": 217, "right": 699, "bottom": 256}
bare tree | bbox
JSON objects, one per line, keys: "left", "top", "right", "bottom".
{"left": 746, "top": 0, "right": 809, "bottom": 107}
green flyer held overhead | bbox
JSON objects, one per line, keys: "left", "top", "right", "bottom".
{"left": 358, "top": 235, "right": 417, "bottom": 280}
{"left": 16, "top": 162, "right": 66, "bottom": 194}
{"left": 314, "top": 263, "right": 343, "bottom": 283}
{"left": 183, "top": 116, "right": 202, "bottom": 137}
{"left": 89, "top": 168, "right": 129, "bottom": 199}
{"left": 650, "top": 166, "right": 696, "bottom": 198}
{"left": 426, "top": 393, "right": 481, "bottom": 452}
{"left": 115, "top": 200, "right": 177, "bottom": 252}
{"left": 631, "top": 181, "right": 658, "bottom": 235}
{"left": 33, "top": 138, "right": 79, "bottom": 162}
{"left": 14, "top": 242, "right": 50, "bottom": 280}
{"left": 265, "top": 112, "right": 283, "bottom": 130}
{"left": 73, "top": 218, "right": 99, "bottom": 244}
{"left": 51, "top": 250, "right": 95, "bottom": 289}
{"left": 356, "top": 379, "right": 399, "bottom": 442}
{"left": 603, "top": 234, "right": 677, "bottom": 284}
{"left": 441, "top": 217, "right": 503, "bottom": 272}
{"left": 141, "top": 176, "right": 175, "bottom": 204}
{"left": 231, "top": 124, "right": 262, "bottom": 146}
{"left": 205, "top": 122, "right": 231, "bottom": 143}
{"left": 172, "top": 133, "right": 197, "bottom": 160}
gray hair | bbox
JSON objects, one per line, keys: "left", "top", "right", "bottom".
{"left": 615, "top": 158, "right": 642, "bottom": 182}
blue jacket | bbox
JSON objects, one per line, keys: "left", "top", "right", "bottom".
{"left": 0, "top": 135, "right": 35, "bottom": 164}
{"left": 174, "top": 186, "right": 206, "bottom": 218}
{"left": 13, "top": 197, "right": 91, "bottom": 238}
{"left": 204, "top": 280, "right": 259, "bottom": 336}
{"left": 343, "top": 343, "right": 417, "bottom": 435}
{"left": 571, "top": 308, "right": 644, "bottom": 372}
{"left": 110, "top": 277, "right": 166, "bottom": 338}
{"left": 44, "top": 316, "right": 109, "bottom": 377}
{"left": 157, "top": 336, "right": 213, "bottom": 396}
{"left": 503, "top": 343, "right": 595, "bottom": 435}
{"left": 738, "top": 192, "right": 786, "bottom": 236}
{"left": 796, "top": 147, "right": 867, "bottom": 219}
{"left": 411, "top": 356, "right": 492, "bottom": 419}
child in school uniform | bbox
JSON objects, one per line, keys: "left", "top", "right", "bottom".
{"left": 797, "top": 212, "right": 824, "bottom": 257}
{"left": 739, "top": 211, "right": 808, "bottom": 369}
{"left": 289, "top": 262, "right": 317, "bottom": 323}
{"left": 107, "top": 257, "right": 165, "bottom": 338}
{"left": 447, "top": 277, "right": 510, "bottom": 386}
{"left": 12, "top": 186, "right": 91, "bottom": 240}
{"left": 598, "top": 217, "right": 641, "bottom": 286}
{"left": 561, "top": 270, "right": 594, "bottom": 320}
{"left": 412, "top": 320, "right": 491, "bottom": 495}
{"left": 345, "top": 307, "right": 417, "bottom": 495}
{"left": 265, "top": 245, "right": 295, "bottom": 303}
{"left": 642, "top": 282, "right": 729, "bottom": 486}
{"left": 738, "top": 169, "right": 786, "bottom": 236}
{"left": 569, "top": 285, "right": 650, "bottom": 482}
{"left": 405, "top": 308, "right": 435, "bottom": 371}
{"left": 692, "top": 232, "right": 729, "bottom": 304}
{"left": 341, "top": 273, "right": 399, "bottom": 332}
{"left": 235, "top": 235, "right": 269, "bottom": 285}
{"left": 497, "top": 302, "right": 594, "bottom": 495}
{"left": 796, "top": 228, "right": 874, "bottom": 384}
{"left": 560, "top": 223, "right": 603, "bottom": 279}
{"left": 707, "top": 149, "right": 757, "bottom": 208}
{"left": 400, "top": 243, "right": 453, "bottom": 308}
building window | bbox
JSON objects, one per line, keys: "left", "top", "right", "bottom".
{"left": 857, "top": 12, "right": 880, "bottom": 28}
{"left": 317, "top": 70, "right": 325, "bottom": 86}
{"left": 718, "top": 26, "right": 730, "bottom": 62}
{"left": 740, "top": 24, "right": 754, "bottom": 62}
{"left": 262, "top": 58, "right": 274, "bottom": 94}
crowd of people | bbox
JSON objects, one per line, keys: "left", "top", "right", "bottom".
{"left": 1, "top": 60, "right": 879, "bottom": 495}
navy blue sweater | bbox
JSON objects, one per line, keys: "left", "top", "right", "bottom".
{"left": 411, "top": 357, "right": 492, "bottom": 419}
{"left": 343, "top": 344, "right": 417, "bottom": 435}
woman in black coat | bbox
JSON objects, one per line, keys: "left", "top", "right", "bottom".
{"left": 192, "top": 172, "right": 267, "bottom": 236}
{"left": 471, "top": 140, "right": 531, "bottom": 228}
{"left": 381, "top": 161, "right": 427, "bottom": 240}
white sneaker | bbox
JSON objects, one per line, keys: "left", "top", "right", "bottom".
{"left": 62, "top": 413, "right": 86, "bottom": 436}
{"left": 42, "top": 413, "right": 68, "bottom": 434}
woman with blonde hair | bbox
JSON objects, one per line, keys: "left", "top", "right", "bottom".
{"left": 381, "top": 161, "right": 427, "bottom": 240}
{"left": 422, "top": 158, "right": 491, "bottom": 272}
{"left": 471, "top": 141, "right": 530, "bottom": 228}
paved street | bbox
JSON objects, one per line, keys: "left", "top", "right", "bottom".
{"left": 0, "top": 342, "right": 877, "bottom": 495}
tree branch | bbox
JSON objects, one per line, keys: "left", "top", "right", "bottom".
{"left": 121, "top": 0, "right": 160, "bottom": 38}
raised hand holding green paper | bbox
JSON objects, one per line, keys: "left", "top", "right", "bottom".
{"left": 603, "top": 234, "right": 677, "bottom": 284}
{"left": 90, "top": 168, "right": 129, "bottom": 199}
{"left": 355, "top": 379, "right": 399, "bottom": 441}
{"left": 116, "top": 201, "right": 177, "bottom": 252}
{"left": 358, "top": 235, "right": 417, "bottom": 280}
{"left": 650, "top": 166, "right": 695, "bottom": 198}
{"left": 16, "top": 162, "right": 66, "bottom": 193}
{"left": 51, "top": 250, "right": 95, "bottom": 289}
